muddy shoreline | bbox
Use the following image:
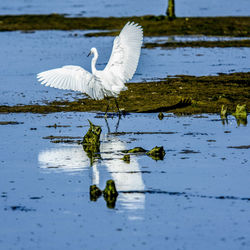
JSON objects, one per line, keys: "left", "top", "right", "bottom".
{"left": 1, "top": 72, "right": 249, "bottom": 114}
{"left": 144, "top": 39, "right": 250, "bottom": 48}
{"left": 1, "top": 15, "right": 250, "bottom": 38}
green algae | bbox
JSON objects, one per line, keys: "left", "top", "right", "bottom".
{"left": 126, "top": 147, "right": 147, "bottom": 154}
{"left": 232, "top": 104, "right": 248, "bottom": 126}
{"left": 146, "top": 146, "right": 166, "bottom": 161}
{"left": 166, "top": 0, "right": 176, "bottom": 20}
{"left": 144, "top": 39, "right": 250, "bottom": 49}
{"left": 122, "top": 154, "right": 130, "bottom": 163}
{"left": 103, "top": 180, "right": 118, "bottom": 209}
{"left": 89, "top": 180, "right": 118, "bottom": 209}
{"left": 1, "top": 72, "right": 249, "bottom": 115}
{"left": 123, "top": 146, "right": 165, "bottom": 161}
{"left": 89, "top": 185, "right": 102, "bottom": 201}
{"left": 1, "top": 15, "right": 250, "bottom": 37}
{"left": 82, "top": 120, "right": 101, "bottom": 145}
{"left": 103, "top": 180, "right": 118, "bottom": 197}
{"left": 82, "top": 120, "right": 102, "bottom": 166}
{"left": 220, "top": 105, "right": 228, "bottom": 125}
{"left": 220, "top": 105, "right": 228, "bottom": 118}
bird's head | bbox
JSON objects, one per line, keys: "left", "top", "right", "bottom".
{"left": 87, "top": 47, "right": 98, "bottom": 57}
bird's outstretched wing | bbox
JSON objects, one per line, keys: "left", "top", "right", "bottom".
{"left": 37, "top": 65, "right": 105, "bottom": 100}
{"left": 104, "top": 22, "right": 143, "bottom": 85}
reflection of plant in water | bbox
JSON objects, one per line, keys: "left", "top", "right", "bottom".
{"left": 82, "top": 143, "right": 101, "bottom": 166}
{"left": 39, "top": 119, "right": 146, "bottom": 213}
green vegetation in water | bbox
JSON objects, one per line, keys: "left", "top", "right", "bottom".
{"left": 220, "top": 105, "right": 228, "bottom": 125}
{"left": 126, "top": 147, "right": 147, "bottom": 153}
{"left": 144, "top": 39, "right": 250, "bottom": 49}
{"left": 1, "top": 72, "right": 249, "bottom": 115}
{"left": 146, "top": 146, "right": 166, "bottom": 160}
{"left": 82, "top": 120, "right": 102, "bottom": 166}
{"left": 220, "top": 105, "right": 228, "bottom": 118}
{"left": 122, "top": 154, "right": 131, "bottom": 163}
{"left": 89, "top": 185, "right": 102, "bottom": 201}
{"left": 158, "top": 112, "right": 164, "bottom": 120}
{"left": 232, "top": 104, "right": 248, "bottom": 126}
{"left": 0, "top": 121, "right": 23, "bottom": 125}
{"left": 1, "top": 15, "right": 250, "bottom": 37}
{"left": 82, "top": 120, "right": 101, "bottom": 145}
{"left": 89, "top": 180, "right": 118, "bottom": 209}
{"left": 166, "top": 0, "right": 176, "bottom": 20}
{"left": 124, "top": 146, "right": 166, "bottom": 161}
{"left": 103, "top": 180, "right": 119, "bottom": 209}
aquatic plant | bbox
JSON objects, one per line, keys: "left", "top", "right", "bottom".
{"left": 233, "top": 104, "right": 248, "bottom": 126}
{"left": 166, "top": 0, "right": 176, "bottom": 20}
{"left": 89, "top": 185, "right": 102, "bottom": 201}
{"left": 82, "top": 120, "right": 102, "bottom": 165}
{"left": 147, "top": 146, "right": 166, "bottom": 160}
{"left": 122, "top": 154, "right": 131, "bottom": 163}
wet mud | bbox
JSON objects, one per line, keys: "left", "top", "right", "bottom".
{"left": 1, "top": 72, "right": 249, "bottom": 114}
{"left": 1, "top": 15, "right": 250, "bottom": 38}
{"left": 144, "top": 39, "right": 250, "bottom": 49}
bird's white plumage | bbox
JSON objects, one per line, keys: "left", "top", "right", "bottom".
{"left": 37, "top": 22, "right": 143, "bottom": 100}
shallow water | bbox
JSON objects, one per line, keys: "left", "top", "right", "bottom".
{"left": 1, "top": 31, "right": 250, "bottom": 106}
{"left": 0, "top": 112, "right": 250, "bottom": 249}
{"left": 1, "top": 0, "right": 250, "bottom": 17}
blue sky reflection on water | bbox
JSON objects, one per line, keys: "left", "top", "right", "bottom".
{"left": 0, "top": 112, "right": 250, "bottom": 249}
{"left": 1, "top": 0, "right": 250, "bottom": 17}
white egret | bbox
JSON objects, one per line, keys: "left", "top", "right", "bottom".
{"left": 37, "top": 22, "right": 143, "bottom": 115}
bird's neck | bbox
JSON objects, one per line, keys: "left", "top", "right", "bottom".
{"left": 91, "top": 52, "right": 98, "bottom": 74}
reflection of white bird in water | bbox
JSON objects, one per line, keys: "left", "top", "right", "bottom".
{"left": 37, "top": 22, "right": 143, "bottom": 114}
{"left": 38, "top": 135, "right": 145, "bottom": 215}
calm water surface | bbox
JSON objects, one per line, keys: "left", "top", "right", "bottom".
{"left": 0, "top": 112, "right": 249, "bottom": 249}
{"left": 1, "top": 0, "right": 250, "bottom": 17}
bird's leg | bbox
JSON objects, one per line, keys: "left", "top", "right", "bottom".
{"left": 115, "top": 115, "right": 121, "bottom": 132}
{"left": 105, "top": 99, "right": 110, "bottom": 118}
{"left": 114, "top": 98, "right": 121, "bottom": 117}
{"left": 104, "top": 117, "right": 111, "bottom": 133}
